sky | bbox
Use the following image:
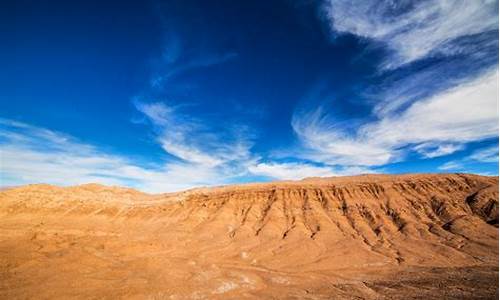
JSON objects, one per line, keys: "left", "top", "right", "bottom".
{"left": 1, "top": 0, "right": 499, "bottom": 192}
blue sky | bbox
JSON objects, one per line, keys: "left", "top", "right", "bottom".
{"left": 1, "top": 0, "right": 498, "bottom": 192}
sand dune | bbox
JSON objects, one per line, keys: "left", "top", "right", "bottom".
{"left": 0, "top": 173, "right": 498, "bottom": 299}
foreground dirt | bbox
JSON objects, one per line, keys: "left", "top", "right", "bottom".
{"left": 0, "top": 174, "right": 498, "bottom": 299}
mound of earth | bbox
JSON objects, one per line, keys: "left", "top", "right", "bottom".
{"left": 0, "top": 173, "right": 498, "bottom": 299}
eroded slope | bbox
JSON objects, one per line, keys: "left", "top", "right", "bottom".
{"left": 0, "top": 174, "right": 498, "bottom": 299}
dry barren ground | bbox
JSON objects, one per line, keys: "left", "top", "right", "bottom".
{"left": 0, "top": 174, "right": 498, "bottom": 299}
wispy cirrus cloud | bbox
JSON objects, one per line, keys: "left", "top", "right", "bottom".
{"left": 149, "top": 30, "right": 238, "bottom": 90}
{"left": 439, "top": 160, "right": 465, "bottom": 171}
{"left": 248, "top": 161, "right": 376, "bottom": 180}
{"left": 292, "top": 69, "right": 499, "bottom": 167}
{"left": 135, "top": 101, "right": 255, "bottom": 170}
{"left": 368, "top": 54, "right": 498, "bottom": 118}
{"left": 137, "top": 102, "right": 224, "bottom": 167}
{"left": 0, "top": 116, "right": 342, "bottom": 191}
{"left": 324, "top": 0, "right": 498, "bottom": 68}
{"left": 439, "top": 145, "right": 499, "bottom": 171}
{"left": 0, "top": 95, "right": 342, "bottom": 192}
{"left": 0, "top": 118, "right": 249, "bottom": 192}
{"left": 248, "top": 162, "right": 337, "bottom": 180}
{"left": 468, "top": 146, "right": 499, "bottom": 163}
{"left": 412, "top": 143, "right": 465, "bottom": 159}
{"left": 151, "top": 51, "right": 238, "bottom": 89}
{"left": 291, "top": 1, "right": 498, "bottom": 170}
{"left": 332, "top": 0, "right": 500, "bottom": 126}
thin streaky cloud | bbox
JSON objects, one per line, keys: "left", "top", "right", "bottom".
{"left": 324, "top": 0, "right": 498, "bottom": 68}
{"left": 292, "top": 69, "right": 498, "bottom": 167}
{"left": 413, "top": 143, "right": 465, "bottom": 159}
{"left": 468, "top": 146, "right": 499, "bottom": 163}
{"left": 438, "top": 160, "right": 465, "bottom": 171}
{"left": 0, "top": 120, "right": 230, "bottom": 192}
{"left": 438, "top": 145, "right": 499, "bottom": 172}
{"left": 0, "top": 118, "right": 348, "bottom": 192}
{"left": 248, "top": 162, "right": 337, "bottom": 180}
{"left": 135, "top": 101, "right": 254, "bottom": 167}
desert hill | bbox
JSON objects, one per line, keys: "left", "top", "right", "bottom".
{"left": 0, "top": 173, "right": 498, "bottom": 299}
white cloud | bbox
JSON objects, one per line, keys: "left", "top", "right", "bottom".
{"left": 438, "top": 160, "right": 464, "bottom": 171}
{"left": 1, "top": 117, "right": 371, "bottom": 192}
{"left": 468, "top": 146, "right": 499, "bottom": 163}
{"left": 292, "top": 108, "right": 394, "bottom": 166}
{"left": 324, "top": 0, "right": 498, "bottom": 68}
{"left": 438, "top": 145, "right": 498, "bottom": 171}
{"left": 248, "top": 162, "right": 337, "bottom": 180}
{"left": 136, "top": 101, "right": 253, "bottom": 168}
{"left": 413, "top": 142, "right": 464, "bottom": 158}
{"left": 293, "top": 70, "right": 499, "bottom": 166}
{"left": 151, "top": 33, "right": 238, "bottom": 89}
{"left": 247, "top": 161, "right": 377, "bottom": 180}
{"left": 0, "top": 119, "right": 249, "bottom": 193}
{"left": 364, "top": 70, "right": 498, "bottom": 145}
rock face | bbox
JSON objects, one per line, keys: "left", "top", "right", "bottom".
{"left": 0, "top": 174, "right": 498, "bottom": 299}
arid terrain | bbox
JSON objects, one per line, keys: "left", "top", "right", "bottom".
{"left": 0, "top": 173, "right": 498, "bottom": 299}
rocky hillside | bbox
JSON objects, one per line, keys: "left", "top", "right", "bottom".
{"left": 0, "top": 174, "right": 498, "bottom": 299}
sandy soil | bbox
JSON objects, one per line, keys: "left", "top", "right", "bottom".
{"left": 0, "top": 173, "right": 498, "bottom": 299}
